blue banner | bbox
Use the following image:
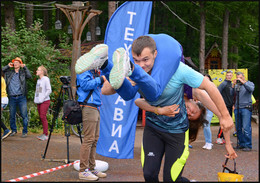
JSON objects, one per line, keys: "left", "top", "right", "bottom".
{"left": 96, "top": 1, "right": 152, "bottom": 159}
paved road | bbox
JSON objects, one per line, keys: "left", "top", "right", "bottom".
{"left": 1, "top": 122, "right": 258, "bottom": 182}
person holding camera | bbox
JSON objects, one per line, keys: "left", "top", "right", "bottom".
{"left": 76, "top": 68, "right": 107, "bottom": 181}
{"left": 2, "top": 57, "right": 32, "bottom": 138}
{"left": 232, "top": 71, "right": 255, "bottom": 152}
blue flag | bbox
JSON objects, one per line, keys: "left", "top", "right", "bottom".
{"left": 97, "top": 1, "right": 152, "bottom": 159}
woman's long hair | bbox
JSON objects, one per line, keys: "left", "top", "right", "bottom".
{"left": 187, "top": 73, "right": 213, "bottom": 142}
{"left": 189, "top": 102, "right": 208, "bottom": 143}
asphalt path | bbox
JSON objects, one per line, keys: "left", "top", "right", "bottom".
{"left": 1, "top": 121, "right": 259, "bottom": 182}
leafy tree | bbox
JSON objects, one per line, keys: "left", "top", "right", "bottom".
{"left": 1, "top": 18, "right": 71, "bottom": 103}
{"left": 1, "top": 1, "right": 258, "bottom": 99}
{"left": 2, "top": 1, "right": 16, "bottom": 31}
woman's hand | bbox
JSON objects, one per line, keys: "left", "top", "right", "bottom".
{"left": 158, "top": 104, "right": 180, "bottom": 117}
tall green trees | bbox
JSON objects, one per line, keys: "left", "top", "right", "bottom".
{"left": 1, "top": 1, "right": 258, "bottom": 98}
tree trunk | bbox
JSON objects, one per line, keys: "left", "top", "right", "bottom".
{"left": 71, "top": 39, "right": 82, "bottom": 97}
{"left": 43, "top": 9, "right": 50, "bottom": 31}
{"left": 230, "top": 46, "right": 238, "bottom": 69}
{"left": 70, "top": 2, "right": 84, "bottom": 97}
{"left": 3, "top": 3, "right": 16, "bottom": 31}
{"left": 56, "top": 2, "right": 102, "bottom": 98}
{"left": 108, "top": 1, "right": 116, "bottom": 20}
{"left": 229, "top": 17, "right": 240, "bottom": 69}
{"left": 232, "top": 46, "right": 238, "bottom": 69}
{"left": 199, "top": 2, "right": 206, "bottom": 74}
{"left": 89, "top": 1, "right": 98, "bottom": 42}
{"left": 221, "top": 9, "right": 229, "bottom": 69}
{"left": 26, "top": 4, "right": 34, "bottom": 28}
{"left": 185, "top": 9, "right": 193, "bottom": 57}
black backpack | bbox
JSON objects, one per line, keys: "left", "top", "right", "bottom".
{"left": 62, "top": 90, "right": 93, "bottom": 125}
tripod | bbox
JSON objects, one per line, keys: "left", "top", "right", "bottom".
{"left": 235, "top": 84, "right": 240, "bottom": 149}
{"left": 41, "top": 81, "right": 83, "bottom": 163}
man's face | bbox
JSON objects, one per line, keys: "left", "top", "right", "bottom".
{"left": 236, "top": 74, "right": 244, "bottom": 81}
{"left": 185, "top": 100, "right": 201, "bottom": 121}
{"left": 226, "top": 73, "right": 233, "bottom": 81}
{"left": 132, "top": 47, "right": 157, "bottom": 73}
{"left": 13, "top": 61, "right": 21, "bottom": 69}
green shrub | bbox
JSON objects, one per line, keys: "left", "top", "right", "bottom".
{"left": 1, "top": 18, "right": 71, "bottom": 102}
{"left": 1, "top": 103, "right": 64, "bottom": 134}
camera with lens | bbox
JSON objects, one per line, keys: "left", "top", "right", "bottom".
{"left": 236, "top": 79, "right": 242, "bottom": 85}
{"left": 60, "top": 76, "right": 71, "bottom": 85}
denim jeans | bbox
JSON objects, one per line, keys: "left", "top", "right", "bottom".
{"left": 203, "top": 109, "right": 213, "bottom": 143}
{"left": 234, "top": 108, "right": 252, "bottom": 149}
{"left": 9, "top": 95, "right": 28, "bottom": 134}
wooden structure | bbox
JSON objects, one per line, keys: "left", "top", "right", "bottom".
{"left": 205, "top": 42, "right": 222, "bottom": 70}
{"left": 184, "top": 57, "right": 199, "bottom": 71}
{"left": 59, "top": 40, "right": 104, "bottom": 59}
{"left": 55, "top": 2, "right": 102, "bottom": 97}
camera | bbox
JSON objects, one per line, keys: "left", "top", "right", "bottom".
{"left": 60, "top": 76, "right": 71, "bottom": 85}
{"left": 236, "top": 79, "right": 242, "bottom": 85}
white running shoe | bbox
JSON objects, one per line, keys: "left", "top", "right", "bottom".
{"left": 190, "top": 179, "right": 197, "bottom": 182}
{"left": 91, "top": 170, "right": 107, "bottom": 178}
{"left": 79, "top": 170, "right": 99, "bottom": 181}
{"left": 75, "top": 44, "right": 108, "bottom": 74}
{"left": 109, "top": 47, "right": 132, "bottom": 90}
{"left": 203, "top": 143, "right": 213, "bottom": 150}
{"left": 37, "top": 134, "right": 48, "bottom": 141}
{"left": 206, "top": 143, "right": 213, "bottom": 150}
{"left": 216, "top": 138, "right": 224, "bottom": 145}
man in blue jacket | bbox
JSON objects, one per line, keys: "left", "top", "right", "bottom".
{"left": 232, "top": 71, "right": 255, "bottom": 151}
{"left": 76, "top": 68, "right": 107, "bottom": 181}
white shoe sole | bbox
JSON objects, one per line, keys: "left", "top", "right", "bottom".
{"left": 2, "top": 131, "right": 12, "bottom": 140}
{"left": 109, "top": 48, "right": 129, "bottom": 90}
{"left": 79, "top": 177, "right": 99, "bottom": 181}
{"left": 75, "top": 44, "right": 108, "bottom": 74}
